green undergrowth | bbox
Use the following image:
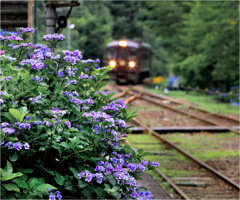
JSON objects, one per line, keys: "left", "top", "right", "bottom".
{"left": 126, "top": 132, "right": 239, "bottom": 198}
{"left": 127, "top": 132, "right": 239, "bottom": 179}
{"left": 128, "top": 132, "right": 239, "bottom": 162}
{"left": 162, "top": 132, "right": 239, "bottom": 161}
{"left": 127, "top": 134, "right": 197, "bottom": 179}
{"left": 147, "top": 88, "right": 239, "bottom": 115}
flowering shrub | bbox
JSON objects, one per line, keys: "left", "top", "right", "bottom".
{"left": 0, "top": 28, "right": 159, "bottom": 199}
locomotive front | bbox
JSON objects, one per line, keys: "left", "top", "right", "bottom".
{"left": 104, "top": 39, "right": 148, "bottom": 84}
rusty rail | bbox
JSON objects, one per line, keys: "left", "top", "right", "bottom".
{"left": 139, "top": 95, "right": 240, "bottom": 135}
{"left": 125, "top": 88, "right": 239, "bottom": 135}
{"left": 141, "top": 89, "right": 239, "bottom": 123}
{"left": 131, "top": 118, "right": 240, "bottom": 190}
{"left": 125, "top": 139, "right": 190, "bottom": 200}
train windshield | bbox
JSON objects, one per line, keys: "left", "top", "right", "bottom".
{"left": 107, "top": 48, "right": 117, "bottom": 59}
{"left": 119, "top": 49, "right": 126, "bottom": 59}
{"left": 129, "top": 48, "right": 137, "bottom": 60}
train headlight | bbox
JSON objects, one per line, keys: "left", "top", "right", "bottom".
{"left": 109, "top": 60, "right": 116, "bottom": 67}
{"left": 129, "top": 61, "right": 135, "bottom": 68}
{"left": 119, "top": 40, "right": 127, "bottom": 47}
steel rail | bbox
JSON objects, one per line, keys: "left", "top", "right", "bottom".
{"left": 136, "top": 94, "right": 240, "bottom": 135}
{"left": 116, "top": 88, "right": 239, "bottom": 134}
{"left": 130, "top": 86, "right": 240, "bottom": 123}
{"left": 141, "top": 89, "right": 239, "bottom": 123}
{"left": 128, "top": 86, "right": 239, "bottom": 123}
{"left": 125, "top": 140, "right": 190, "bottom": 200}
{"left": 130, "top": 126, "right": 240, "bottom": 134}
{"left": 113, "top": 91, "right": 127, "bottom": 99}
{"left": 131, "top": 118, "right": 240, "bottom": 190}
{"left": 154, "top": 168, "right": 190, "bottom": 200}
{"left": 124, "top": 94, "right": 140, "bottom": 104}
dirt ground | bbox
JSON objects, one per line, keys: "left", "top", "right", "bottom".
{"left": 137, "top": 173, "right": 173, "bottom": 200}
{"left": 129, "top": 99, "right": 210, "bottom": 127}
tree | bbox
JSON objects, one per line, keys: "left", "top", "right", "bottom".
{"left": 176, "top": 1, "right": 239, "bottom": 88}
{"left": 67, "top": 2, "right": 113, "bottom": 61}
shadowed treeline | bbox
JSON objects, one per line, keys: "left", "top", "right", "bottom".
{"left": 36, "top": 1, "right": 239, "bottom": 89}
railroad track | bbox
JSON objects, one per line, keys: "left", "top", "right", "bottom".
{"left": 123, "top": 95, "right": 239, "bottom": 199}
{"left": 110, "top": 84, "right": 240, "bottom": 134}
{"left": 105, "top": 83, "right": 239, "bottom": 198}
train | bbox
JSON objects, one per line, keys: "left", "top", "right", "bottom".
{"left": 104, "top": 39, "right": 152, "bottom": 84}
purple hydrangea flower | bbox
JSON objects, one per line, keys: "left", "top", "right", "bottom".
{"left": 67, "top": 80, "right": 77, "bottom": 85}
{"left": 141, "top": 160, "right": 148, "bottom": 166}
{"left": 29, "top": 94, "right": 42, "bottom": 104}
{"left": 43, "top": 33, "right": 65, "bottom": 41}
{"left": 0, "top": 91, "right": 8, "bottom": 96}
{"left": 24, "top": 116, "right": 31, "bottom": 120}
{"left": 128, "top": 163, "right": 137, "bottom": 172}
{"left": 49, "top": 192, "right": 56, "bottom": 200}
{"left": 32, "top": 77, "right": 43, "bottom": 82}
{"left": 3, "top": 34, "right": 23, "bottom": 41}
{"left": 150, "top": 162, "right": 160, "bottom": 167}
{"left": 87, "top": 98, "right": 93, "bottom": 105}
{"left": 72, "top": 91, "right": 79, "bottom": 96}
{"left": 96, "top": 173, "right": 103, "bottom": 184}
{"left": 2, "top": 128, "right": 15, "bottom": 134}
{"left": 19, "top": 123, "right": 31, "bottom": 130}
{"left": 65, "top": 69, "right": 75, "bottom": 77}
{"left": 1, "top": 122, "right": 11, "bottom": 127}
{"left": 19, "top": 27, "right": 34, "bottom": 33}
{"left": 0, "top": 76, "right": 13, "bottom": 81}
{"left": 57, "top": 70, "right": 64, "bottom": 77}
{"left": 78, "top": 171, "right": 85, "bottom": 179}
{"left": 6, "top": 141, "right": 12, "bottom": 147}
{"left": 13, "top": 142, "right": 23, "bottom": 151}
{"left": 50, "top": 108, "right": 66, "bottom": 116}
{"left": 65, "top": 121, "right": 71, "bottom": 129}
{"left": 24, "top": 143, "right": 30, "bottom": 149}
{"left": 82, "top": 59, "right": 95, "bottom": 64}
{"left": 85, "top": 172, "right": 92, "bottom": 182}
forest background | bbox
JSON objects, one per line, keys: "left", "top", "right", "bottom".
{"left": 36, "top": 1, "right": 239, "bottom": 90}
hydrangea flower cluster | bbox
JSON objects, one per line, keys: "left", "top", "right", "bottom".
{"left": 0, "top": 34, "right": 23, "bottom": 41}
{"left": 48, "top": 189, "right": 62, "bottom": 200}
{"left": 102, "top": 99, "right": 128, "bottom": 112}
{"left": 43, "top": 33, "right": 65, "bottom": 41}
{"left": 29, "top": 94, "right": 43, "bottom": 104}
{"left": 78, "top": 151, "right": 159, "bottom": 199}
{"left": 19, "top": 27, "right": 34, "bottom": 33}
{"left": 0, "top": 28, "right": 160, "bottom": 200}
{"left": 50, "top": 108, "right": 67, "bottom": 116}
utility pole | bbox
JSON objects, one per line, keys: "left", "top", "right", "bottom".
{"left": 67, "top": 20, "right": 71, "bottom": 50}
{"left": 45, "top": 0, "right": 57, "bottom": 34}
{"left": 45, "top": 0, "right": 79, "bottom": 35}
{"left": 67, "top": 21, "right": 75, "bottom": 50}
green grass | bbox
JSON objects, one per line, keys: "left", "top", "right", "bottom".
{"left": 127, "top": 134, "right": 199, "bottom": 178}
{"left": 127, "top": 132, "right": 239, "bottom": 175}
{"left": 127, "top": 132, "right": 239, "bottom": 198}
{"left": 147, "top": 88, "right": 239, "bottom": 115}
{"left": 128, "top": 132, "right": 239, "bottom": 162}
{"left": 162, "top": 132, "right": 239, "bottom": 161}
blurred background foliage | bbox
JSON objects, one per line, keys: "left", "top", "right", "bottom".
{"left": 36, "top": 1, "right": 239, "bottom": 90}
